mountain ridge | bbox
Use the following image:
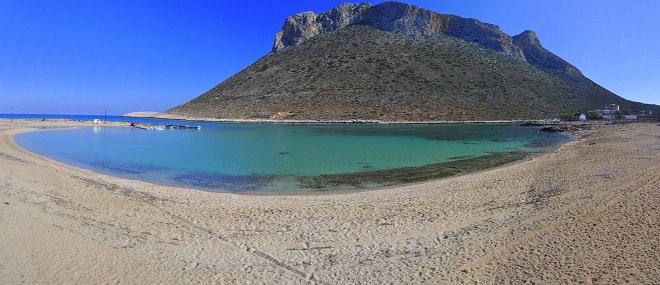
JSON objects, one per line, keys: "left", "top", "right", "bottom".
{"left": 272, "top": 1, "right": 580, "bottom": 76}
{"left": 164, "top": 1, "right": 658, "bottom": 121}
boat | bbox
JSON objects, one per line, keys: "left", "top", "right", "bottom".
{"left": 131, "top": 122, "right": 200, "bottom": 131}
{"left": 136, "top": 126, "right": 165, "bottom": 131}
{"left": 130, "top": 122, "right": 166, "bottom": 131}
{"left": 165, "top": 124, "right": 201, "bottom": 130}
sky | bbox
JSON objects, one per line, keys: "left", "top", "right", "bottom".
{"left": 1, "top": 0, "right": 658, "bottom": 115}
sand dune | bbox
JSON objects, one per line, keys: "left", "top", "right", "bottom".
{"left": 0, "top": 119, "right": 658, "bottom": 284}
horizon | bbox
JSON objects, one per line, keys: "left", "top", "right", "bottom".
{"left": 1, "top": 0, "right": 659, "bottom": 115}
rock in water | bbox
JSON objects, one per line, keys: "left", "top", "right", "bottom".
{"left": 539, "top": 125, "right": 585, "bottom": 133}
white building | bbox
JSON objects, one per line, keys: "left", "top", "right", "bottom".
{"left": 602, "top": 114, "right": 617, "bottom": 120}
{"left": 605, "top": 104, "right": 620, "bottom": 112}
{"left": 623, "top": 114, "right": 638, "bottom": 120}
{"left": 578, "top": 114, "right": 587, "bottom": 121}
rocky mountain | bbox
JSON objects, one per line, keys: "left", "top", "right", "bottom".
{"left": 272, "top": 3, "right": 372, "bottom": 52}
{"left": 273, "top": 2, "right": 584, "bottom": 77}
{"left": 165, "top": 1, "right": 657, "bottom": 121}
{"left": 512, "top": 30, "right": 581, "bottom": 76}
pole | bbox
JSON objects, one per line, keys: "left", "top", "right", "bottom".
{"left": 104, "top": 107, "right": 107, "bottom": 123}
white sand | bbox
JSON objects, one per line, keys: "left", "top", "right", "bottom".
{"left": 0, "top": 119, "right": 658, "bottom": 284}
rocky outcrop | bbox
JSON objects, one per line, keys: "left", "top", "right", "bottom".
{"left": 273, "top": 2, "right": 524, "bottom": 57}
{"left": 539, "top": 124, "right": 586, "bottom": 133}
{"left": 355, "top": 2, "right": 450, "bottom": 37}
{"left": 513, "top": 30, "right": 582, "bottom": 76}
{"left": 445, "top": 17, "right": 523, "bottom": 57}
{"left": 272, "top": 3, "right": 372, "bottom": 51}
{"left": 272, "top": 1, "right": 584, "bottom": 74}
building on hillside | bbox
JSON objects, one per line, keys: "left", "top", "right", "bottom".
{"left": 624, "top": 114, "right": 638, "bottom": 120}
{"left": 601, "top": 114, "right": 617, "bottom": 120}
{"left": 578, "top": 114, "right": 587, "bottom": 121}
{"left": 604, "top": 104, "right": 620, "bottom": 112}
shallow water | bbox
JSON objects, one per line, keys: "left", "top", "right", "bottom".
{"left": 17, "top": 123, "right": 569, "bottom": 193}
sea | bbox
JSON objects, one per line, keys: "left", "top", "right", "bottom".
{"left": 3, "top": 114, "right": 570, "bottom": 193}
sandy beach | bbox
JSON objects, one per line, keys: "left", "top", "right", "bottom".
{"left": 0, "top": 119, "right": 658, "bottom": 284}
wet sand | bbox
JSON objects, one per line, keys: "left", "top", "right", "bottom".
{"left": 0, "top": 119, "right": 658, "bottom": 284}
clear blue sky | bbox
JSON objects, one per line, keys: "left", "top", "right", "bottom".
{"left": 1, "top": 0, "right": 658, "bottom": 115}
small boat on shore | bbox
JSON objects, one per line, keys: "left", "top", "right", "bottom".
{"left": 130, "top": 122, "right": 200, "bottom": 131}
{"left": 130, "top": 122, "right": 165, "bottom": 130}
{"left": 165, "top": 124, "right": 201, "bottom": 130}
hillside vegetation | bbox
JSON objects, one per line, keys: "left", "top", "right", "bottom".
{"left": 167, "top": 25, "right": 655, "bottom": 121}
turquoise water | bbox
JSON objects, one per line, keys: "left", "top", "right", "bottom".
{"left": 16, "top": 123, "right": 568, "bottom": 193}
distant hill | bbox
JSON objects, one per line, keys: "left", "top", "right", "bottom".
{"left": 123, "top": 111, "right": 160, "bottom": 118}
{"left": 165, "top": 1, "right": 658, "bottom": 121}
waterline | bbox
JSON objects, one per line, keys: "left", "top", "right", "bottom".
{"left": 17, "top": 123, "right": 569, "bottom": 193}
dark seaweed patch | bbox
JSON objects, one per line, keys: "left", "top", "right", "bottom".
{"left": 297, "top": 151, "right": 528, "bottom": 190}
{"left": 448, "top": 155, "right": 474, "bottom": 160}
{"left": 310, "top": 124, "right": 534, "bottom": 141}
{"left": 172, "top": 172, "right": 275, "bottom": 192}
{"left": 77, "top": 158, "right": 169, "bottom": 175}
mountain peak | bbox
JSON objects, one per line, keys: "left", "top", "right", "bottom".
{"left": 512, "top": 29, "right": 582, "bottom": 76}
{"left": 515, "top": 30, "right": 541, "bottom": 45}
{"left": 272, "top": 2, "right": 372, "bottom": 52}
{"left": 273, "top": 1, "right": 528, "bottom": 58}
{"left": 163, "top": 1, "right": 656, "bottom": 121}
{"left": 271, "top": 2, "right": 590, "bottom": 75}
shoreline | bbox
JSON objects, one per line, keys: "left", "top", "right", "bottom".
{"left": 124, "top": 112, "right": 538, "bottom": 125}
{"left": 9, "top": 129, "right": 538, "bottom": 198}
{"left": 1, "top": 120, "right": 658, "bottom": 283}
{"left": 8, "top": 118, "right": 573, "bottom": 196}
